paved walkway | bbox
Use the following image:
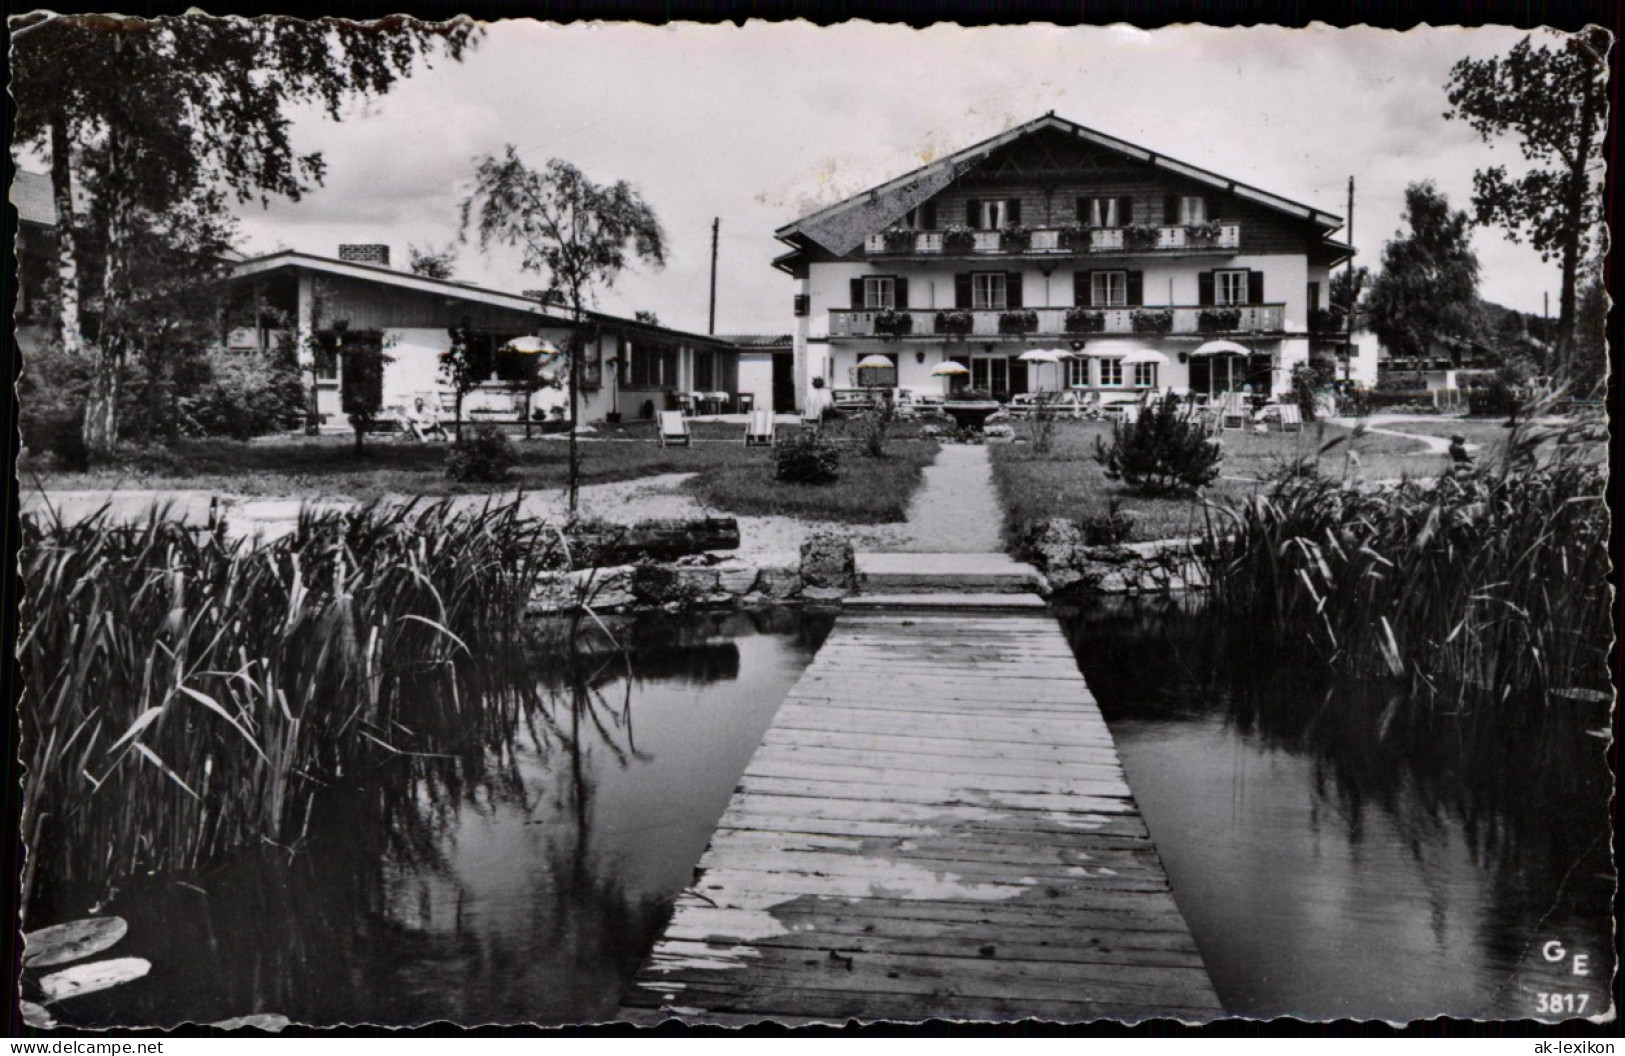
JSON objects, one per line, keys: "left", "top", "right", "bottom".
{"left": 886, "top": 444, "right": 1005, "bottom": 553}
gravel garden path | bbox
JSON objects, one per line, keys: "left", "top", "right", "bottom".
{"left": 880, "top": 443, "right": 1006, "bottom": 553}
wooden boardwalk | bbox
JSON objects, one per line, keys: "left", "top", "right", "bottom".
{"left": 620, "top": 609, "right": 1223, "bottom": 1024}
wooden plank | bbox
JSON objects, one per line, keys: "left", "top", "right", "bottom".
{"left": 619, "top": 606, "right": 1222, "bottom": 1022}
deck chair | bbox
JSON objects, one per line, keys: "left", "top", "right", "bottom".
{"left": 658, "top": 410, "right": 692, "bottom": 447}
{"left": 1218, "top": 391, "right": 1250, "bottom": 431}
{"left": 1276, "top": 403, "right": 1303, "bottom": 431}
{"left": 744, "top": 408, "right": 776, "bottom": 447}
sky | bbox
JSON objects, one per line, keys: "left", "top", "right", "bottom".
{"left": 221, "top": 20, "right": 1584, "bottom": 335}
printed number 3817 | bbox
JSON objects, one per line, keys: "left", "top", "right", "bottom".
{"left": 1537, "top": 993, "right": 1589, "bottom": 1015}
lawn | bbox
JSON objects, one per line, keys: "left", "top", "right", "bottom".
{"left": 26, "top": 424, "right": 938, "bottom": 524}
{"left": 987, "top": 418, "right": 1449, "bottom": 545}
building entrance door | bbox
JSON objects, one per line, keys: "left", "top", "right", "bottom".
{"left": 772, "top": 352, "right": 796, "bottom": 413}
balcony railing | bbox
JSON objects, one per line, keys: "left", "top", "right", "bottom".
{"left": 829, "top": 304, "right": 1285, "bottom": 339}
{"left": 863, "top": 224, "right": 1241, "bottom": 257}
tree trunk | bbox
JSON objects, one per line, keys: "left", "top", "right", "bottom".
{"left": 48, "top": 110, "right": 82, "bottom": 355}
{"left": 567, "top": 295, "right": 583, "bottom": 518}
{"left": 1556, "top": 71, "right": 1599, "bottom": 381}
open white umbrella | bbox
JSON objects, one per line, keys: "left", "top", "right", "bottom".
{"left": 502, "top": 335, "right": 563, "bottom": 355}
{"left": 856, "top": 353, "right": 896, "bottom": 369}
{"left": 1121, "top": 349, "right": 1170, "bottom": 365}
{"left": 1190, "top": 339, "right": 1250, "bottom": 357}
{"left": 1018, "top": 348, "right": 1070, "bottom": 392}
{"left": 930, "top": 362, "right": 970, "bottom": 376}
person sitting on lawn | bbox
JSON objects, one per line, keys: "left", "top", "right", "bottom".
{"left": 407, "top": 397, "right": 449, "bottom": 441}
{"left": 1448, "top": 433, "right": 1474, "bottom": 469}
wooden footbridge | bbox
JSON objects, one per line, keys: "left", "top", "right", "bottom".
{"left": 619, "top": 555, "right": 1222, "bottom": 1024}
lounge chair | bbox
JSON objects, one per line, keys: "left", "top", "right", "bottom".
{"left": 658, "top": 410, "right": 691, "bottom": 447}
{"left": 1217, "top": 391, "right": 1250, "bottom": 431}
{"left": 1276, "top": 403, "right": 1303, "bottom": 431}
{"left": 745, "top": 408, "right": 776, "bottom": 447}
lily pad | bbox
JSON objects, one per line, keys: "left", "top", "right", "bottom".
{"left": 24, "top": 917, "right": 128, "bottom": 969}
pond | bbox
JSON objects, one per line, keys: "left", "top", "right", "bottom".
{"left": 39, "top": 607, "right": 837, "bottom": 1028}
{"left": 1056, "top": 597, "right": 1615, "bottom": 1023}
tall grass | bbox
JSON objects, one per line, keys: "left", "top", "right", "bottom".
{"left": 1199, "top": 415, "right": 1610, "bottom": 708}
{"left": 18, "top": 499, "right": 572, "bottom": 923}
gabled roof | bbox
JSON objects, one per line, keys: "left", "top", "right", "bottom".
{"left": 775, "top": 112, "right": 1345, "bottom": 260}
{"left": 10, "top": 170, "right": 57, "bottom": 226}
{"left": 230, "top": 250, "right": 742, "bottom": 349}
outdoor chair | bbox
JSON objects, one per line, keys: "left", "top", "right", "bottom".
{"left": 1218, "top": 392, "right": 1250, "bottom": 431}
{"left": 658, "top": 410, "right": 692, "bottom": 447}
{"left": 744, "top": 408, "right": 776, "bottom": 447}
{"left": 1276, "top": 404, "right": 1303, "bottom": 431}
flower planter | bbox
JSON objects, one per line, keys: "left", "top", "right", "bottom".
{"left": 942, "top": 400, "right": 1002, "bottom": 432}
{"left": 1131, "top": 309, "right": 1174, "bottom": 334}
{"left": 1124, "top": 224, "right": 1162, "bottom": 251}
{"left": 1197, "top": 308, "right": 1242, "bottom": 333}
{"left": 882, "top": 230, "right": 917, "bottom": 253}
{"left": 941, "top": 227, "right": 976, "bottom": 252}
{"left": 934, "top": 311, "right": 974, "bottom": 336}
{"left": 998, "top": 310, "right": 1039, "bottom": 335}
{"left": 874, "top": 311, "right": 914, "bottom": 337}
{"left": 1065, "top": 309, "right": 1106, "bottom": 334}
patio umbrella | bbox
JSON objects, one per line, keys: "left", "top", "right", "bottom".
{"left": 1190, "top": 339, "right": 1249, "bottom": 357}
{"left": 1018, "top": 348, "right": 1068, "bottom": 391}
{"left": 930, "top": 362, "right": 970, "bottom": 376}
{"left": 1121, "top": 350, "right": 1170, "bottom": 365}
{"left": 502, "top": 335, "right": 563, "bottom": 355}
{"left": 856, "top": 354, "right": 896, "bottom": 369}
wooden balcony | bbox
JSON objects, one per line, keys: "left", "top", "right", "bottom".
{"left": 863, "top": 224, "right": 1241, "bottom": 258}
{"left": 829, "top": 304, "right": 1285, "bottom": 340}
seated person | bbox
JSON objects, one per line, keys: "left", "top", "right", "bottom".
{"left": 406, "top": 397, "right": 448, "bottom": 441}
{"left": 1448, "top": 433, "right": 1474, "bottom": 467}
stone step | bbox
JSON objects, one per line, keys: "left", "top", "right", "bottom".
{"left": 854, "top": 552, "right": 1042, "bottom": 595}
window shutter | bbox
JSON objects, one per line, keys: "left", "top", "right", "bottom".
{"left": 1126, "top": 271, "right": 1143, "bottom": 307}
{"left": 1249, "top": 270, "right": 1265, "bottom": 305}
{"left": 1074, "top": 271, "right": 1092, "bottom": 307}
{"left": 955, "top": 273, "right": 972, "bottom": 309}
{"left": 1198, "top": 271, "right": 1214, "bottom": 307}
{"left": 1164, "top": 195, "right": 1178, "bottom": 225}
{"left": 921, "top": 201, "right": 937, "bottom": 230}
{"left": 1007, "top": 198, "right": 1022, "bottom": 226}
{"left": 966, "top": 199, "right": 981, "bottom": 228}
{"left": 1076, "top": 197, "right": 1089, "bottom": 223}
{"left": 1118, "top": 196, "right": 1133, "bottom": 226}
{"left": 1006, "top": 272, "right": 1024, "bottom": 309}
{"left": 1307, "top": 282, "right": 1321, "bottom": 314}
{"left": 894, "top": 277, "right": 909, "bottom": 309}
{"left": 851, "top": 278, "right": 865, "bottom": 309}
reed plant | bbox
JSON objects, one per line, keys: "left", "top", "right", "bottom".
{"left": 18, "top": 498, "right": 575, "bottom": 922}
{"left": 1199, "top": 413, "right": 1610, "bottom": 709}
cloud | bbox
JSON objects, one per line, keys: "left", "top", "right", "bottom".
{"left": 227, "top": 21, "right": 1574, "bottom": 331}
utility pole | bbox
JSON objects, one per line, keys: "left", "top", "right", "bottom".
{"left": 708, "top": 217, "right": 719, "bottom": 335}
{"left": 1344, "top": 176, "right": 1355, "bottom": 382}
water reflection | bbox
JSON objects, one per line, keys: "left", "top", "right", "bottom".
{"left": 1057, "top": 597, "right": 1614, "bottom": 1022}
{"left": 44, "top": 607, "right": 836, "bottom": 1027}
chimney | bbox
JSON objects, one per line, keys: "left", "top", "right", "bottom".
{"left": 339, "top": 243, "right": 390, "bottom": 267}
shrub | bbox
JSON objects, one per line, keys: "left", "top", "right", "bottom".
{"left": 178, "top": 346, "right": 306, "bottom": 440}
{"left": 1291, "top": 355, "right": 1338, "bottom": 422}
{"left": 1078, "top": 499, "right": 1135, "bottom": 545}
{"left": 857, "top": 398, "right": 895, "bottom": 459}
{"left": 18, "top": 342, "right": 93, "bottom": 470}
{"left": 1467, "top": 374, "right": 1522, "bottom": 417}
{"left": 445, "top": 425, "right": 518, "bottom": 482}
{"left": 1092, "top": 395, "right": 1223, "bottom": 495}
{"left": 774, "top": 428, "right": 841, "bottom": 485}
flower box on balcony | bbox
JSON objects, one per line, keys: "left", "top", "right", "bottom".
{"left": 941, "top": 225, "right": 976, "bottom": 252}
{"left": 1058, "top": 223, "right": 1091, "bottom": 251}
{"left": 1124, "top": 224, "right": 1162, "bottom": 250}
{"left": 998, "top": 309, "right": 1039, "bottom": 335}
{"left": 882, "top": 229, "right": 917, "bottom": 253}
{"left": 1131, "top": 308, "right": 1174, "bottom": 334}
{"left": 1065, "top": 307, "right": 1106, "bottom": 334}
{"left": 1197, "top": 307, "right": 1242, "bottom": 333}
{"left": 1000, "top": 224, "right": 1032, "bottom": 252}
{"left": 873, "top": 309, "right": 914, "bottom": 337}
{"left": 934, "top": 310, "right": 974, "bottom": 336}
{"left": 1184, "top": 221, "right": 1224, "bottom": 246}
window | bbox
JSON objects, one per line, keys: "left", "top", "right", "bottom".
{"left": 972, "top": 273, "right": 1007, "bottom": 310}
{"left": 695, "top": 348, "right": 716, "bottom": 391}
{"left": 626, "top": 341, "right": 676, "bottom": 388}
{"left": 1091, "top": 271, "right": 1128, "bottom": 307}
{"left": 864, "top": 276, "right": 896, "bottom": 310}
{"left": 1066, "top": 357, "right": 1090, "bottom": 387}
{"left": 1179, "top": 196, "right": 1207, "bottom": 224}
{"left": 1133, "top": 362, "right": 1158, "bottom": 388}
{"left": 1215, "top": 269, "right": 1249, "bottom": 306}
{"left": 1099, "top": 358, "right": 1124, "bottom": 386}
{"left": 971, "top": 356, "right": 1011, "bottom": 396}
{"left": 1083, "top": 197, "right": 1122, "bottom": 228}
{"left": 979, "top": 200, "right": 1006, "bottom": 230}
{"left": 900, "top": 203, "right": 938, "bottom": 229}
